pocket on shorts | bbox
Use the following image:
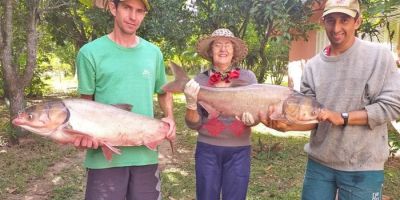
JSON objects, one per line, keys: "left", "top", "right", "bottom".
{"left": 339, "top": 184, "right": 382, "bottom": 200}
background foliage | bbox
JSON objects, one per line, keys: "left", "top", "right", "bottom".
{"left": 1, "top": 0, "right": 399, "bottom": 98}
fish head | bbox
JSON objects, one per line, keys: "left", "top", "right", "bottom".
{"left": 282, "top": 93, "right": 322, "bottom": 124}
{"left": 12, "top": 101, "right": 70, "bottom": 136}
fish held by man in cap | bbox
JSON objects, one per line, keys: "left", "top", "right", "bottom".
{"left": 11, "top": 99, "right": 173, "bottom": 160}
{"left": 163, "top": 62, "right": 323, "bottom": 126}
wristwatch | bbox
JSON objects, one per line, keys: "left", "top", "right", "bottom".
{"left": 341, "top": 112, "right": 349, "bottom": 126}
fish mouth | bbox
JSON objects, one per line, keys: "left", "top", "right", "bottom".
{"left": 11, "top": 113, "right": 29, "bottom": 126}
{"left": 11, "top": 118, "right": 23, "bottom": 126}
{"left": 12, "top": 119, "right": 48, "bottom": 129}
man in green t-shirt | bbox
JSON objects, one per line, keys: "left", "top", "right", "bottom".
{"left": 75, "top": 0, "right": 176, "bottom": 199}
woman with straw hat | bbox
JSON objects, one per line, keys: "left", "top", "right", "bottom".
{"left": 184, "top": 28, "right": 257, "bottom": 200}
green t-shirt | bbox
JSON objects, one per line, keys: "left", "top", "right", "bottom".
{"left": 76, "top": 35, "right": 167, "bottom": 169}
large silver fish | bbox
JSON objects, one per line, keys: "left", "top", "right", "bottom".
{"left": 163, "top": 62, "right": 322, "bottom": 125}
{"left": 12, "top": 99, "right": 171, "bottom": 160}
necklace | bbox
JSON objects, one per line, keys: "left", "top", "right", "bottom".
{"left": 208, "top": 67, "right": 240, "bottom": 85}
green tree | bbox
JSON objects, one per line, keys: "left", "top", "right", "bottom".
{"left": 0, "top": 0, "right": 79, "bottom": 142}
{"left": 139, "top": 0, "right": 198, "bottom": 73}
{"left": 359, "top": 0, "right": 400, "bottom": 48}
{"left": 251, "top": 0, "right": 323, "bottom": 84}
{"left": 0, "top": 0, "right": 41, "bottom": 143}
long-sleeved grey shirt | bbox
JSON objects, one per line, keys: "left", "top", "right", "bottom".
{"left": 301, "top": 38, "right": 400, "bottom": 171}
{"left": 185, "top": 68, "right": 257, "bottom": 147}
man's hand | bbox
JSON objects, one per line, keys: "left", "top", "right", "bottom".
{"left": 184, "top": 79, "right": 200, "bottom": 110}
{"left": 317, "top": 108, "right": 343, "bottom": 126}
{"left": 161, "top": 116, "right": 176, "bottom": 141}
{"left": 259, "top": 105, "right": 317, "bottom": 132}
{"left": 73, "top": 136, "right": 99, "bottom": 150}
{"left": 237, "top": 112, "right": 255, "bottom": 126}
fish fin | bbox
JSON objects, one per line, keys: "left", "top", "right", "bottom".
{"left": 101, "top": 146, "right": 114, "bottom": 161}
{"left": 111, "top": 104, "right": 133, "bottom": 111}
{"left": 169, "top": 140, "right": 174, "bottom": 155}
{"left": 269, "top": 113, "right": 287, "bottom": 121}
{"left": 145, "top": 141, "right": 160, "bottom": 151}
{"left": 63, "top": 128, "right": 92, "bottom": 137}
{"left": 162, "top": 61, "right": 190, "bottom": 93}
{"left": 229, "top": 79, "right": 250, "bottom": 87}
{"left": 198, "top": 101, "right": 220, "bottom": 119}
{"left": 101, "top": 143, "right": 121, "bottom": 161}
{"left": 145, "top": 139, "right": 167, "bottom": 151}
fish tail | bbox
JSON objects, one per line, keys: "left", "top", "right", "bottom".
{"left": 169, "top": 140, "right": 174, "bottom": 155}
{"left": 162, "top": 61, "right": 190, "bottom": 93}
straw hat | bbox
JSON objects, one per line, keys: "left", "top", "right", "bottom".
{"left": 196, "top": 28, "right": 248, "bottom": 63}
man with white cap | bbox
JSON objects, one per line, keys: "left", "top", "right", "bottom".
{"left": 261, "top": 0, "right": 400, "bottom": 199}
{"left": 75, "top": 0, "right": 176, "bottom": 199}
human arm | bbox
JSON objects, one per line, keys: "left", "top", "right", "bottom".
{"left": 364, "top": 58, "right": 400, "bottom": 129}
{"left": 259, "top": 102, "right": 368, "bottom": 131}
{"left": 185, "top": 108, "right": 202, "bottom": 129}
{"left": 317, "top": 109, "right": 368, "bottom": 126}
{"left": 158, "top": 92, "right": 176, "bottom": 140}
{"left": 184, "top": 79, "right": 203, "bottom": 129}
{"left": 259, "top": 106, "right": 317, "bottom": 132}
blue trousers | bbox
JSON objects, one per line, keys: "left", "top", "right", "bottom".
{"left": 195, "top": 142, "right": 251, "bottom": 200}
{"left": 302, "top": 158, "right": 384, "bottom": 200}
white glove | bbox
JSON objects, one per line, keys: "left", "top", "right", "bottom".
{"left": 240, "top": 112, "right": 255, "bottom": 126}
{"left": 184, "top": 79, "right": 200, "bottom": 110}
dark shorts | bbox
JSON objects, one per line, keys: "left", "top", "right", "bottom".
{"left": 195, "top": 142, "right": 251, "bottom": 200}
{"left": 85, "top": 164, "right": 161, "bottom": 200}
{"left": 302, "top": 158, "right": 384, "bottom": 200}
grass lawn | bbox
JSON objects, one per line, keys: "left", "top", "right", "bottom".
{"left": 0, "top": 95, "right": 399, "bottom": 199}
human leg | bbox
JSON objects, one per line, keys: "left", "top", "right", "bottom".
{"left": 195, "top": 142, "right": 223, "bottom": 200}
{"left": 126, "top": 164, "right": 161, "bottom": 200}
{"left": 85, "top": 167, "right": 129, "bottom": 200}
{"left": 301, "top": 158, "right": 337, "bottom": 200}
{"left": 221, "top": 145, "right": 251, "bottom": 200}
{"left": 336, "top": 170, "right": 384, "bottom": 200}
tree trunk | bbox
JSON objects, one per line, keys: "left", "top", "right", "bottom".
{"left": 22, "top": 0, "right": 40, "bottom": 88}
{"left": 0, "top": 0, "right": 40, "bottom": 144}
{"left": 257, "top": 22, "right": 273, "bottom": 83}
{"left": 258, "top": 37, "right": 268, "bottom": 83}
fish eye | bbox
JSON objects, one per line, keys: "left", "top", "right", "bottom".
{"left": 28, "top": 114, "right": 33, "bottom": 120}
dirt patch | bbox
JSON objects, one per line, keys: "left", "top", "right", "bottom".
{"left": 158, "top": 141, "right": 174, "bottom": 170}
{"left": 2, "top": 138, "right": 184, "bottom": 200}
{"left": 4, "top": 146, "right": 85, "bottom": 200}
{"left": 386, "top": 157, "right": 400, "bottom": 168}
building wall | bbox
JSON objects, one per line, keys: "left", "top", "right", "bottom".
{"left": 289, "top": 2, "right": 324, "bottom": 62}
{"left": 289, "top": 31, "right": 318, "bottom": 61}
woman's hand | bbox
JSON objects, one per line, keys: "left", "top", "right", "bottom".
{"left": 184, "top": 79, "right": 200, "bottom": 110}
